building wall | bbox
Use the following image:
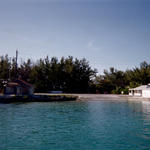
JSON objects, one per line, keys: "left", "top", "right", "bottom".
{"left": 129, "top": 93, "right": 133, "bottom": 96}
{"left": 129, "top": 90, "right": 133, "bottom": 96}
{"left": 29, "top": 87, "right": 34, "bottom": 95}
{"left": 134, "top": 93, "right": 142, "bottom": 96}
{"left": 22, "top": 87, "right": 33, "bottom": 95}
{"left": 4, "top": 86, "right": 33, "bottom": 95}
{"left": 142, "top": 90, "right": 150, "bottom": 98}
{"left": 16, "top": 87, "right": 22, "bottom": 96}
{"left": 129, "top": 90, "right": 142, "bottom": 96}
{"left": 5, "top": 87, "right": 15, "bottom": 94}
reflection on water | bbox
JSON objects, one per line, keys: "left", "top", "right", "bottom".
{"left": 0, "top": 101, "right": 150, "bottom": 150}
{"left": 142, "top": 101, "right": 150, "bottom": 116}
{"left": 141, "top": 101, "right": 150, "bottom": 141}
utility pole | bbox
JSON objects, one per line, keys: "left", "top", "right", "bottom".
{"left": 16, "top": 50, "right": 18, "bottom": 79}
{"left": 8, "top": 57, "right": 11, "bottom": 81}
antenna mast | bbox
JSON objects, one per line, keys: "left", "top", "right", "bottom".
{"left": 16, "top": 50, "right": 18, "bottom": 79}
{"left": 9, "top": 57, "right": 11, "bottom": 81}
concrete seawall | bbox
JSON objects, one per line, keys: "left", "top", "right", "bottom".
{"left": 0, "top": 94, "right": 78, "bottom": 103}
{"left": 35, "top": 93, "right": 150, "bottom": 101}
{"left": 70, "top": 94, "right": 150, "bottom": 102}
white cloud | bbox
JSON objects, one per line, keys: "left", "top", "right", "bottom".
{"left": 87, "top": 40, "right": 94, "bottom": 48}
{"left": 87, "top": 40, "right": 104, "bottom": 52}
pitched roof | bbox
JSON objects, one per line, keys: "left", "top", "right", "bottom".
{"left": 15, "top": 79, "right": 33, "bottom": 87}
{"left": 130, "top": 85, "right": 150, "bottom": 90}
{"left": 6, "top": 79, "right": 33, "bottom": 88}
{"left": 7, "top": 82, "right": 19, "bottom": 87}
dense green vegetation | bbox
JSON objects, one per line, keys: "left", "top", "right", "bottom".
{"left": 0, "top": 55, "right": 96, "bottom": 93}
{"left": 0, "top": 54, "right": 149, "bottom": 94}
{"left": 94, "top": 61, "right": 150, "bottom": 94}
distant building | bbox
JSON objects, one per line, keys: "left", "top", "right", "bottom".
{"left": 129, "top": 84, "right": 150, "bottom": 98}
{"left": 4, "top": 79, "right": 34, "bottom": 96}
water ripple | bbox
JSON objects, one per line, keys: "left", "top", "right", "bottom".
{"left": 0, "top": 101, "right": 150, "bottom": 150}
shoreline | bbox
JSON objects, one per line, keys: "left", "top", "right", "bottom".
{"left": 1, "top": 93, "right": 150, "bottom": 103}
{"left": 0, "top": 94, "right": 78, "bottom": 103}
{"left": 48, "top": 94, "right": 150, "bottom": 102}
{"left": 74, "top": 94, "right": 150, "bottom": 102}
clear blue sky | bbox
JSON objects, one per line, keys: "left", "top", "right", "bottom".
{"left": 0, "top": 0, "right": 150, "bottom": 74}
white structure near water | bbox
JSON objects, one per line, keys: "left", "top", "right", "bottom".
{"left": 129, "top": 84, "right": 150, "bottom": 98}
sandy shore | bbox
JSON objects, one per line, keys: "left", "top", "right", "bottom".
{"left": 72, "top": 94, "right": 128, "bottom": 101}
{"left": 35, "top": 93, "right": 150, "bottom": 102}
{"left": 70, "top": 94, "right": 150, "bottom": 102}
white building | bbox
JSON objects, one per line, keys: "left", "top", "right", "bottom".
{"left": 129, "top": 84, "right": 150, "bottom": 98}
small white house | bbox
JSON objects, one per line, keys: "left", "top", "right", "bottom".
{"left": 129, "top": 84, "right": 150, "bottom": 98}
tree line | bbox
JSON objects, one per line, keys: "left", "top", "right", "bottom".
{"left": 0, "top": 54, "right": 149, "bottom": 94}
{"left": 93, "top": 61, "right": 150, "bottom": 94}
{"left": 0, "top": 55, "right": 96, "bottom": 93}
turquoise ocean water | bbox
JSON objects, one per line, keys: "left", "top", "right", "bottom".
{"left": 0, "top": 100, "right": 150, "bottom": 150}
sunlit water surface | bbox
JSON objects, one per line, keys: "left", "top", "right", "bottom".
{"left": 0, "top": 100, "right": 150, "bottom": 150}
